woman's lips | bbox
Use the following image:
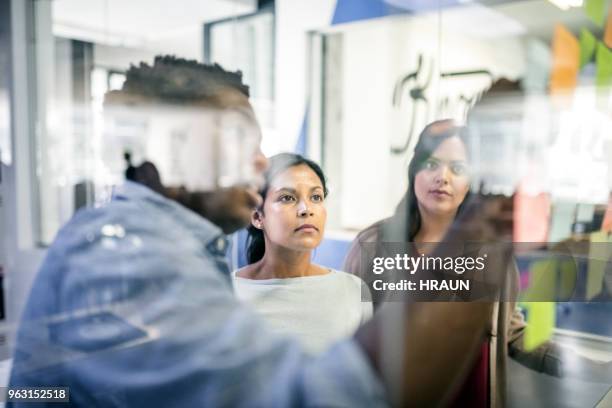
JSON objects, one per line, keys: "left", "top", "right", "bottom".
{"left": 430, "top": 189, "right": 452, "bottom": 198}
{"left": 295, "top": 224, "right": 319, "bottom": 232}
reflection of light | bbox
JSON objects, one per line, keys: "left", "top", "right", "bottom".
{"left": 79, "top": 322, "right": 122, "bottom": 339}
{"left": 547, "top": 101, "right": 610, "bottom": 203}
{"left": 101, "top": 224, "right": 126, "bottom": 238}
{"left": 547, "top": 0, "right": 584, "bottom": 10}
{"left": 0, "top": 90, "right": 11, "bottom": 165}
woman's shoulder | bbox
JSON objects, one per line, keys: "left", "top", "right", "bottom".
{"left": 330, "top": 269, "right": 369, "bottom": 287}
{"left": 329, "top": 269, "right": 373, "bottom": 308}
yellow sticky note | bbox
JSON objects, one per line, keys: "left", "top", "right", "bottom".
{"left": 526, "top": 259, "right": 557, "bottom": 301}
{"left": 523, "top": 302, "right": 556, "bottom": 351}
{"left": 587, "top": 231, "right": 612, "bottom": 300}
{"left": 557, "top": 259, "right": 577, "bottom": 301}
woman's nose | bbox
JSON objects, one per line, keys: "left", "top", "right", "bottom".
{"left": 297, "top": 201, "right": 312, "bottom": 217}
{"left": 434, "top": 165, "right": 450, "bottom": 185}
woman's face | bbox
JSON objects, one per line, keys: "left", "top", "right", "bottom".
{"left": 256, "top": 164, "right": 327, "bottom": 252}
{"left": 414, "top": 136, "right": 470, "bottom": 218}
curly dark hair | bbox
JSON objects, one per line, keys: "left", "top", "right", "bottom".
{"left": 104, "top": 55, "right": 249, "bottom": 106}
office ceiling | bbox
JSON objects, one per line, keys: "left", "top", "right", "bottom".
{"left": 52, "top": 0, "right": 257, "bottom": 55}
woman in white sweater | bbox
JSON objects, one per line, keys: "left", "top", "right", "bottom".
{"left": 233, "top": 153, "right": 372, "bottom": 354}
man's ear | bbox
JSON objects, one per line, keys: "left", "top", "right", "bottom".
{"left": 251, "top": 209, "right": 264, "bottom": 229}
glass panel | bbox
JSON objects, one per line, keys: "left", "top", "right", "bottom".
{"left": 207, "top": 9, "right": 276, "bottom": 149}
{"left": 33, "top": 0, "right": 259, "bottom": 244}
{"left": 310, "top": 1, "right": 612, "bottom": 405}
{"left": 12, "top": 0, "right": 612, "bottom": 406}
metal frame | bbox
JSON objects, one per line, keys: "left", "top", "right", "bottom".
{"left": 2, "top": 0, "right": 47, "bottom": 325}
{"left": 203, "top": 3, "right": 276, "bottom": 100}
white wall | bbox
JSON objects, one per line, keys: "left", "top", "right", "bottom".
{"left": 331, "top": 12, "right": 526, "bottom": 229}
{"left": 340, "top": 20, "right": 397, "bottom": 228}
{"left": 274, "top": 0, "right": 336, "bottom": 153}
{"left": 94, "top": 43, "right": 158, "bottom": 71}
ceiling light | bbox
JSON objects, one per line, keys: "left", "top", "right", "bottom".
{"left": 547, "top": 0, "right": 584, "bottom": 10}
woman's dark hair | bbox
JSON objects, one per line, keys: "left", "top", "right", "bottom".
{"left": 246, "top": 153, "right": 328, "bottom": 264}
{"left": 382, "top": 119, "right": 471, "bottom": 242}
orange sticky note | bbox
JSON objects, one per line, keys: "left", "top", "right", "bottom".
{"left": 550, "top": 25, "right": 579, "bottom": 97}
{"left": 605, "top": 8, "right": 612, "bottom": 48}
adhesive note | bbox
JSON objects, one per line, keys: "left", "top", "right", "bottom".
{"left": 557, "top": 259, "right": 577, "bottom": 301}
{"left": 603, "top": 199, "right": 612, "bottom": 232}
{"left": 607, "top": 141, "right": 612, "bottom": 192}
{"left": 520, "top": 256, "right": 576, "bottom": 302}
{"left": 605, "top": 8, "right": 612, "bottom": 48}
{"left": 522, "top": 302, "right": 556, "bottom": 352}
{"left": 550, "top": 25, "right": 580, "bottom": 96}
{"left": 585, "top": 0, "right": 607, "bottom": 27}
{"left": 580, "top": 29, "right": 597, "bottom": 67}
{"left": 525, "top": 259, "right": 557, "bottom": 301}
{"left": 587, "top": 231, "right": 612, "bottom": 300}
{"left": 596, "top": 42, "right": 612, "bottom": 89}
{"left": 514, "top": 190, "right": 551, "bottom": 243}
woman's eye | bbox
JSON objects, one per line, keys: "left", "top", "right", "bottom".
{"left": 451, "top": 164, "right": 468, "bottom": 175}
{"left": 423, "top": 160, "right": 438, "bottom": 170}
{"left": 279, "top": 195, "right": 296, "bottom": 203}
{"left": 311, "top": 194, "right": 324, "bottom": 202}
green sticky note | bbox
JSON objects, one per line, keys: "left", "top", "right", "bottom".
{"left": 522, "top": 259, "right": 556, "bottom": 301}
{"left": 596, "top": 42, "right": 612, "bottom": 88}
{"left": 523, "top": 302, "right": 556, "bottom": 351}
{"left": 587, "top": 231, "right": 612, "bottom": 300}
{"left": 557, "top": 259, "right": 577, "bottom": 301}
{"left": 585, "top": 0, "right": 607, "bottom": 27}
{"left": 580, "top": 29, "right": 597, "bottom": 67}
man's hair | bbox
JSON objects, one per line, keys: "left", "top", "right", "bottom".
{"left": 105, "top": 55, "right": 250, "bottom": 106}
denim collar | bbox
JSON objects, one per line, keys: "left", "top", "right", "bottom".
{"left": 112, "top": 181, "right": 228, "bottom": 257}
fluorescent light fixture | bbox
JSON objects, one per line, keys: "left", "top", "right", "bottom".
{"left": 53, "top": 22, "right": 146, "bottom": 48}
{"left": 547, "top": 0, "right": 584, "bottom": 10}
